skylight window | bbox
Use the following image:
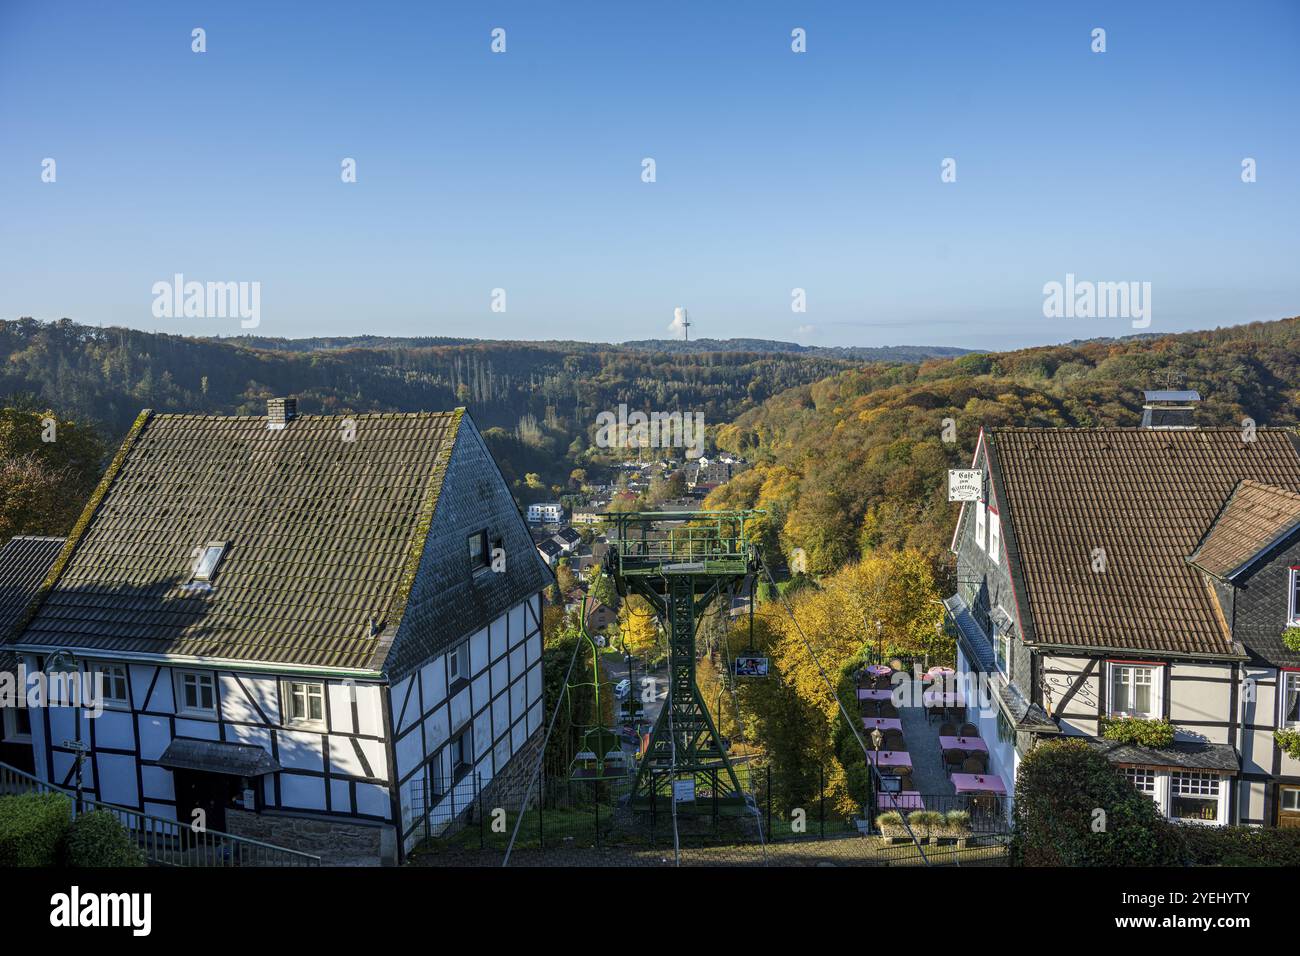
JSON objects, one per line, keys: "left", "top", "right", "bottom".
{"left": 192, "top": 541, "right": 227, "bottom": 581}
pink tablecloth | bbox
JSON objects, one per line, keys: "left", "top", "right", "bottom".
{"left": 928, "top": 666, "right": 956, "bottom": 676}
{"left": 951, "top": 772, "right": 1006, "bottom": 795}
{"left": 865, "top": 750, "right": 912, "bottom": 769}
{"left": 861, "top": 717, "right": 903, "bottom": 731}
{"left": 857, "top": 688, "right": 894, "bottom": 700}
{"left": 877, "top": 791, "right": 924, "bottom": 810}
{"left": 939, "top": 735, "right": 988, "bottom": 754}
{"left": 866, "top": 664, "right": 893, "bottom": 677}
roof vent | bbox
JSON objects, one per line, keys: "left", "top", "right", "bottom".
{"left": 267, "top": 397, "right": 297, "bottom": 430}
{"left": 1141, "top": 390, "right": 1199, "bottom": 430}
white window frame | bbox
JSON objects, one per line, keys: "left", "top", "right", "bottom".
{"left": 1280, "top": 670, "right": 1300, "bottom": 730}
{"left": 987, "top": 508, "right": 1001, "bottom": 565}
{"left": 1289, "top": 568, "right": 1300, "bottom": 624}
{"left": 450, "top": 728, "right": 472, "bottom": 780}
{"left": 975, "top": 500, "right": 986, "bottom": 551}
{"left": 448, "top": 642, "right": 471, "bottom": 685}
{"left": 1281, "top": 786, "right": 1300, "bottom": 812}
{"left": 282, "top": 680, "right": 327, "bottom": 730}
{"left": 191, "top": 540, "right": 227, "bottom": 582}
{"left": 1107, "top": 662, "right": 1163, "bottom": 720}
{"left": 1169, "top": 771, "right": 1227, "bottom": 825}
{"left": 174, "top": 670, "right": 218, "bottom": 717}
{"left": 90, "top": 662, "right": 130, "bottom": 709}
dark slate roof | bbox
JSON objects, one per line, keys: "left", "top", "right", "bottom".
{"left": 537, "top": 539, "right": 563, "bottom": 557}
{"left": 1189, "top": 480, "right": 1300, "bottom": 581}
{"left": 0, "top": 537, "right": 66, "bottom": 641}
{"left": 1088, "top": 738, "right": 1240, "bottom": 773}
{"left": 555, "top": 527, "right": 582, "bottom": 546}
{"left": 987, "top": 428, "right": 1300, "bottom": 658}
{"left": 158, "top": 738, "right": 280, "bottom": 776}
{"left": 942, "top": 595, "right": 1056, "bottom": 732}
{"left": 9, "top": 408, "right": 547, "bottom": 675}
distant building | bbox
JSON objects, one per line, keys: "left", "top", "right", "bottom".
{"left": 553, "top": 527, "right": 582, "bottom": 552}
{"left": 536, "top": 538, "right": 564, "bottom": 567}
{"left": 572, "top": 507, "right": 606, "bottom": 526}
{"left": 527, "top": 502, "right": 565, "bottom": 524}
{"left": 583, "top": 596, "right": 618, "bottom": 632}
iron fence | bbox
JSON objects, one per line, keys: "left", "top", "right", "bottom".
{"left": 0, "top": 760, "right": 320, "bottom": 867}
{"left": 406, "top": 761, "right": 1010, "bottom": 867}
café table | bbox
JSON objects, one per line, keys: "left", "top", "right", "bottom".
{"left": 876, "top": 791, "right": 924, "bottom": 811}
{"left": 865, "top": 664, "right": 893, "bottom": 677}
{"left": 939, "top": 735, "right": 989, "bottom": 754}
{"left": 950, "top": 772, "right": 1007, "bottom": 795}
{"left": 857, "top": 688, "right": 894, "bottom": 701}
{"left": 861, "top": 717, "right": 903, "bottom": 732}
{"left": 865, "top": 750, "right": 912, "bottom": 769}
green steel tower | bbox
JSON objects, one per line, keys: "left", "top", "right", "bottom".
{"left": 603, "top": 510, "right": 761, "bottom": 805}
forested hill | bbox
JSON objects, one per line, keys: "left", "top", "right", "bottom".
{"left": 707, "top": 316, "right": 1300, "bottom": 580}
{"left": 0, "top": 317, "right": 905, "bottom": 489}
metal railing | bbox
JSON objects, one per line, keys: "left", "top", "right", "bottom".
{"left": 0, "top": 761, "right": 320, "bottom": 867}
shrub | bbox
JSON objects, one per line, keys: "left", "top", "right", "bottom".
{"left": 1281, "top": 626, "right": 1300, "bottom": 653}
{"left": 944, "top": 809, "right": 971, "bottom": 828}
{"left": 1180, "top": 825, "right": 1300, "bottom": 867}
{"left": 0, "top": 791, "right": 71, "bottom": 867}
{"left": 876, "top": 810, "right": 903, "bottom": 827}
{"left": 64, "top": 810, "right": 145, "bottom": 867}
{"left": 1101, "top": 716, "right": 1176, "bottom": 747}
{"left": 1275, "top": 729, "right": 1300, "bottom": 761}
{"left": 1011, "top": 739, "right": 1187, "bottom": 866}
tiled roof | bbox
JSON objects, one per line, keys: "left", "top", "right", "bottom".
{"left": 9, "top": 409, "right": 537, "bottom": 673}
{"left": 1188, "top": 480, "right": 1300, "bottom": 580}
{"left": 988, "top": 428, "right": 1300, "bottom": 657}
{"left": 0, "top": 536, "right": 66, "bottom": 674}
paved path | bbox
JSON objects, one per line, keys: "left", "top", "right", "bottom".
{"left": 897, "top": 688, "right": 954, "bottom": 797}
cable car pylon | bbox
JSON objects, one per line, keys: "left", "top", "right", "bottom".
{"left": 602, "top": 509, "right": 764, "bottom": 807}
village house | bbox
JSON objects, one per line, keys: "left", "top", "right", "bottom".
{"left": 946, "top": 395, "right": 1300, "bottom": 828}
{"left": 0, "top": 536, "right": 66, "bottom": 773}
{"left": 526, "top": 501, "right": 565, "bottom": 525}
{"left": 3, "top": 399, "right": 552, "bottom": 862}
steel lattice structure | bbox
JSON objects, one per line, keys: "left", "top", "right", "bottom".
{"left": 603, "top": 510, "right": 762, "bottom": 805}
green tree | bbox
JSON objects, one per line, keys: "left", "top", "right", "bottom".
{"left": 0, "top": 409, "right": 107, "bottom": 541}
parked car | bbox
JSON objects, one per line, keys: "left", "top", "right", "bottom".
{"left": 614, "top": 678, "right": 631, "bottom": 700}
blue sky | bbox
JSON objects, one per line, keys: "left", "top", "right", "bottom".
{"left": 1, "top": 1, "right": 1297, "bottom": 349}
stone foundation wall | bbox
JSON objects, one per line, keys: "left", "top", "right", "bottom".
{"left": 226, "top": 808, "right": 393, "bottom": 866}
{"left": 481, "top": 726, "right": 544, "bottom": 814}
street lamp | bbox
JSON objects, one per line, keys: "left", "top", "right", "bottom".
{"left": 45, "top": 649, "right": 85, "bottom": 815}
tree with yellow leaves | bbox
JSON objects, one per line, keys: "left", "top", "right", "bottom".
{"left": 617, "top": 594, "right": 661, "bottom": 663}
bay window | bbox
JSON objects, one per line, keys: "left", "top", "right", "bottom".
{"left": 1170, "top": 772, "right": 1224, "bottom": 824}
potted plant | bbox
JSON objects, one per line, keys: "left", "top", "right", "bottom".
{"left": 1282, "top": 626, "right": 1300, "bottom": 654}
{"left": 876, "top": 810, "right": 907, "bottom": 843}
{"left": 943, "top": 809, "right": 972, "bottom": 847}
{"left": 908, "top": 809, "right": 947, "bottom": 843}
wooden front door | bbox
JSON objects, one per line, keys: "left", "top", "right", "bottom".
{"left": 173, "top": 770, "right": 235, "bottom": 833}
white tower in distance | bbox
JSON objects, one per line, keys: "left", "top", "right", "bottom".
{"left": 673, "top": 307, "right": 691, "bottom": 341}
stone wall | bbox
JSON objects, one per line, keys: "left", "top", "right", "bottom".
{"left": 225, "top": 808, "right": 393, "bottom": 866}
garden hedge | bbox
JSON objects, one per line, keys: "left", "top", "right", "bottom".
{"left": 1010, "top": 739, "right": 1186, "bottom": 866}
{"left": 0, "top": 791, "right": 71, "bottom": 867}
{"left": 64, "top": 810, "right": 145, "bottom": 867}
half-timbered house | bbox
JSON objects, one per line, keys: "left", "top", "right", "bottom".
{"left": 947, "top": 404, "right": 1300, "bottom": 827}
{"left": 3, "top": 398, "right": 552, "bottom": 861}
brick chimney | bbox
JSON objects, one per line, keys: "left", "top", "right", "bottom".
{"left": 1141, "top": 390, "right": 1199, "bottom": 429}
{"left": 267, "top": 397, "right": 297, "bottom": 430}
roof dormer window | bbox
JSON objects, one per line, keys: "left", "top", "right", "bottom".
{"left": 192, "top": 541, "right": 227, "bottom": 582}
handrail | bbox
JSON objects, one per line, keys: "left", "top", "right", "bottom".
{"left": 0, "top": 760, "right": 321, "bottom": 866}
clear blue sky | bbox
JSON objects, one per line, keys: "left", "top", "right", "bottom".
{"left": 1, "top": 1, "right": 1296, "bottom": 349}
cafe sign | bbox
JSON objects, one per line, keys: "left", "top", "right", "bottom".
{"left": 947, "top": 469, "right": 982, "bottom": 502}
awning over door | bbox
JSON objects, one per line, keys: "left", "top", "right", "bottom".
{"left": 157, "top": 738, "right": 280, "bottom": 777}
